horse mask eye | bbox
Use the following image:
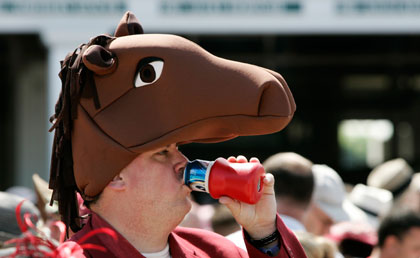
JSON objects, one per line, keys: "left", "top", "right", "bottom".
{"left": 134, "top": 57, "right": 164, "bottom": 88}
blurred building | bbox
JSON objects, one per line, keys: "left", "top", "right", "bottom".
{"left": 1, "top": 0, "right": 420, "bottom": 190}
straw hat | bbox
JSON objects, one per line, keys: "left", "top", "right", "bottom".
{"left": 32, "top": 174, "right": 57, "bottom": 221}
{"left": 348, "top": 184, "right": 393, "bottom": 228}
{"left": 367, "top": 158, "right": 413, "bottom": 197}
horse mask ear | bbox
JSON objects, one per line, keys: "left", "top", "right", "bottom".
{"left": 114, "top": 11, "right": 144, "bottom": 37}
{"left": 82, "top": 11, "right": 143, "bottom": 75}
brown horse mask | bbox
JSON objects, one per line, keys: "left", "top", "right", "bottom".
{"left": 49, "top": 11, "right": 296, "bottom": 232}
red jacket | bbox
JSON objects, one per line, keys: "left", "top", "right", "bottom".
{"left": 68, "top": 212, "right": 306, "bottom": 258}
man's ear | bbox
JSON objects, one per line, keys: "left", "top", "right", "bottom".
{"left": 107, "top": 174, "right": 126, "bottom": 190}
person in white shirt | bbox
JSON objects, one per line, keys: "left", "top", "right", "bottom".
{"left": 263, "top": 152, "right": 315, "bottom": 232}
{"left": 227, "top": 152, "right": 314, "bottom": 248}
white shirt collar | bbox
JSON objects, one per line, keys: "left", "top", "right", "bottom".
{"left": 141, "top": 243, "right": 171, "bottom": 258}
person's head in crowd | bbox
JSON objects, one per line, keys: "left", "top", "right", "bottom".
{"left": 393, "top": 173, "right": 420, "bottom": 213}
{"left": 367, "top": 158, "right": 413, "bottom": 199}
{"left": 348, "top": 184, "right": 393, "bottom": 229}
{"left": 263, "top": 152, "right": 314, "bottom": 226}
{"left": 304, "top": 164, "right": 368, "bottom": 236}
{"left": 0, "top": 191, "right": 40, "bottom": 246}
{"left": 225, "top": 152, "right": 313, "bottom": 250}
{"left": 370, "top": 210, "right": 420, "bottom": 258}
{"left": 367, "top": 158, "right": 420, "bottom": 214}
{"left": 327, "top": 220, "right": 377, "bottom": 258}
{"left": 295, "top": 231, "right": 337, "bottom": 258}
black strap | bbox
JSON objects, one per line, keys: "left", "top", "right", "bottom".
{"left": 244, "top": 229, "right": 280, "bottom": 248}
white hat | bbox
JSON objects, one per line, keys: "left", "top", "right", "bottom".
{"left": 348, "top": 184, "right": 393, "bottom": 228}
{"left": 367, "top": 158, "right": 413, "bottom": 197}
{"left": 312, "top": 164, "right": 368, "bottom": 223}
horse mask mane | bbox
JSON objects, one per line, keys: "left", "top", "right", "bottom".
{"left": 49, "top": 11, "right": 296, "bottom": 232}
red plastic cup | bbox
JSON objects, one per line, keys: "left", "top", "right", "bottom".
{"left": 184, "top": 157, "right": 265, "bottom": 204}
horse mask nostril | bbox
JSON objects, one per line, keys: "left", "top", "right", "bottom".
{"left": 258, "top": 79, "right": 292, "bottom": 117}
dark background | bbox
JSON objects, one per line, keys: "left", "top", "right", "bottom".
{"left": 179, "top": 34, "right": 420, "bottom": 185}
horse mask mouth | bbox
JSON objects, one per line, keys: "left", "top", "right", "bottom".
{"left": 49, "top": 11, "right": 295, "bottom": 230}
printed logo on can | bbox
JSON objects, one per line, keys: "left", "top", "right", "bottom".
{"left": 190, "top": 181, "right": 207, "bottom": 192}
{"left": 184, "top": 159, "right": 210, "bottom": 193}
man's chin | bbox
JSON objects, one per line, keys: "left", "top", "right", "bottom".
{"left": 175, "top": 198, "right": 193, "bottom": 226}
{"left": 181, "top": 196, "right": 193, "bottom": 218}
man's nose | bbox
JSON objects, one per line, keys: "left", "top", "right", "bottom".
{"left": 173, "top": 149, "right": 188, "bottom": 171}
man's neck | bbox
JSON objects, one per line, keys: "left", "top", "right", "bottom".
{"left": 276, "top": 200, "right": 306, "bottom": 223}
{"left": 92, "top": 208, "right": 176, "bottom": 253}
{"left": 117, "top": 219, "right": 171, "bottom": 253}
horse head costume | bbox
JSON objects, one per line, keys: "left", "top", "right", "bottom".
{"left": 49, "top": 11, "right": 296, "bottom": 232}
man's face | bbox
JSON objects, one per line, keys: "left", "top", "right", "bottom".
{"left": 385, "top": 227, "right": 420, "bottom": 258}
{"left": 120, "top": 143, "right": 192, "bottom": 226}
{"left": 303, "top": 203, "right": 334, "bottom": 236}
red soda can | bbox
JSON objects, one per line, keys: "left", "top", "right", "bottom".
{"left": 183, "top": 157, "right": 265, "bottom": 204}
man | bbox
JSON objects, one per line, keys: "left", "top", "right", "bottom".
{"left": 48, "top": 11, "right": 305, "bottom": 257}
{"left": 370, "top": 210, "right": 420, "bottom": 258}
{"left": 263, "top": 152, "right": 314, "bottom": 232}
{"left": 227, "top": 152, "right": 314, "bottom": 250}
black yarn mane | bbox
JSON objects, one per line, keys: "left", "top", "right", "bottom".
{"left": 48, "top": 35, "right": 114, "bottom": 234}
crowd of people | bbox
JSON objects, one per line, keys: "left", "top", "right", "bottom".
{"left": 1, "top": 154, "right": 419, "bottom": 258}
{"left": 178, "top": 154, "right": 420, "bottom": 258}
